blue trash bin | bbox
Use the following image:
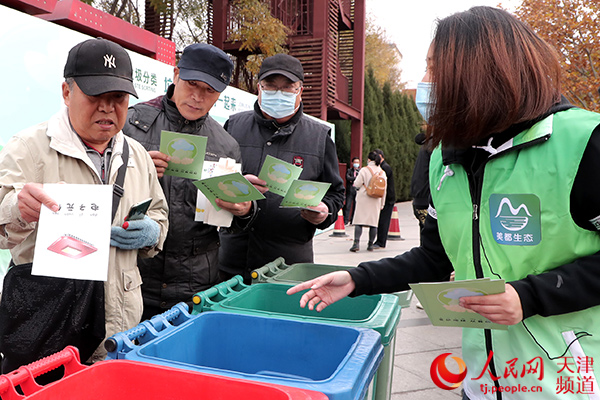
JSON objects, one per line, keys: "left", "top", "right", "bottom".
{"left": 106, "top": 309, "right": 383, "bottom": 400}
{"left": 191, "top": 276, "right": 401, "bottom": 400}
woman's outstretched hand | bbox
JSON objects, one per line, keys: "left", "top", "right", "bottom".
{"left": 286, "top": 271, "right": 356, "bottom": 312}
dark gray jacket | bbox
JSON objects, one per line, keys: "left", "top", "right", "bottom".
{"left": 219, "top": 102, "right": 345, "bottom": 281}
{"left": 380, "top": 160, "right": 396, "bottom": 205}
{"left": 410, "top": 146, "right": 431, "bottom": 209}
{"left": 123, "top": 85, "right": 248, "bottom": 313}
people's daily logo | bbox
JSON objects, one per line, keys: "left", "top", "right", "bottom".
{"left": 489, "top": 194, "right": 541, "bottom": 245}
{"left": 430, "top": 353, "right": 467, "bottom": 390}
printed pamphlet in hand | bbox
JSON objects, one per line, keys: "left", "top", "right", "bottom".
{"left": 195, "top": 158, "right": 241, "bottom": 227}
{"left": 193, "top": 172, "right": 265, "bottom": 211}
{"left": 279, "top": 180, "right": 331, "bottom": 212}
{"left": 32, "top": 184, "right": 112, "bottom": 281}
{"left": 409, "top": 278, "right": 508, "bottom": 330}
{"left": 159, "top": 130, "right": 207, "bottom": 179}
{"left": 258, "top": 155, "right": 303, "bottom": 196}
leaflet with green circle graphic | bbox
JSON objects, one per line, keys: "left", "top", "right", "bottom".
{"left": 279, "top": 180, "right": 331, "bottom": 210}
{"left": 193, "top": 172, "right": 265, "bottom": 211}
{"left": 160, "top": 130, "right": 207, "bottom": 179}
{"left": 258, "top": 155, "right": 303, "bottom": 197}
{"left": 409, "top": 278, "right": 507, "bottom": 330}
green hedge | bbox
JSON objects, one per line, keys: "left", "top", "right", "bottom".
{"left": 333, "top": 69, "right": 423, "bottom": 201}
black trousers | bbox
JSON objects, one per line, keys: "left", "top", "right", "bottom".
{"left": 343, "top": 189, "right": 356, "bottom": 224}
{"left": 375, "top": 202, "right": 394, "bottom": 246}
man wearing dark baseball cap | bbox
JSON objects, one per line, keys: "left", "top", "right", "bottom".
{"left": 177, "top": 43, "right": 234, "bottom": 92}
{"left": 219, "top": 53, "right": 345, "bottom": 284}
{"left": 64, "top": 37, "right": 138, "bottom": 97}
{"left": 258, "top": 53, "right": 304, "bottom": 83}
{"left": 0, "top": 37, "right": 168, "bottom": 372}
{"left": 123, "top": 43, "right": 259, "bottom": 320}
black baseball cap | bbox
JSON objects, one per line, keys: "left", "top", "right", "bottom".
{"left": 177, "top": 43, "right": 233, "bottom": 92}
{"left": 258, "top": 54, "right": 304, "bottom": 83}
{"left": 64, "top": 38, "right": 137, "bottom": 98}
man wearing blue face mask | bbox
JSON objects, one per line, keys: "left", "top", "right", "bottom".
{"left": 219, "top": 53, "right": 345, "bottom": 283}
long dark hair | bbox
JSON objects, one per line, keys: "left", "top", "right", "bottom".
{"left": 427, "top": 6, "right": 561, "bottom": 148}
{"left": 367, "top": 151, "right": 381, "bottom": 166}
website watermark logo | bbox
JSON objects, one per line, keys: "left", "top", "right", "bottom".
{"left": 430, "top": 350, "right": 596, "bottom": 395}
{"left": 430, "top": 353, "right": 467, "bottom": 390}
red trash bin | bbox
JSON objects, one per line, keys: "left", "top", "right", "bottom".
{"left": 0, "top": 346, "right": 328, "bottom": 400}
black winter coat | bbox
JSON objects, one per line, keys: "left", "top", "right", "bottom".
{"left": 123, "top": 85, "right": 246, "bottom": 312}
{"left": 219, "top": 102, "right": 345, "bottom": 280}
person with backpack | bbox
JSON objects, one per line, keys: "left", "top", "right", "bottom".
{"left": 349, "top": 151, "right": 387, "bottom": 252}
{"left": 372, "top": 149, "right": 396, "bottom": 249}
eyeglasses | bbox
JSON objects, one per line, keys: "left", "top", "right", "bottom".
{"left": 259, "top": 83, "right": 301, "bottom": 97}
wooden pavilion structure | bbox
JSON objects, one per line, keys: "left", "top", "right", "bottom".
{"left": 210, "top": 0, "right": 365, "bottom": 162}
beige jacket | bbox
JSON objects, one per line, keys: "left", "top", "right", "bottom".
{"left": 352, "top": 161, "right": 387, "bottom": 227}
{"left": 0, "top": 107, "right": 168, "bottom": 361}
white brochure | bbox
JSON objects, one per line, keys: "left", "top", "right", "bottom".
{"left": 32, "top": 183, "right": 112, "bottom": 281}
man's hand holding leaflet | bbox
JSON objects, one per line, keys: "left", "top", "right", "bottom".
{"left": 110, "top": 215, "right": 160, "bottom": 250}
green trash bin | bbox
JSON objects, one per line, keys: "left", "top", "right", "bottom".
{"left": 250, "top": 257, "right": 414, "bottom": 308}
{"left": 192, "top": 273, "right": 401, "bottom": 400}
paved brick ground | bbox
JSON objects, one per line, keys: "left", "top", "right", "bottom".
{"left": 313, "top": 201, "right": 463, "bottom": 399}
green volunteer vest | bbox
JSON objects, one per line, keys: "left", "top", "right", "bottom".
{"left": 430, "top": 108, "right": 600, "bottom": 399}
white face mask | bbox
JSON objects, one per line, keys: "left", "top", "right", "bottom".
{"left": 259, "top": 89, "right": 299, "bottom": 119}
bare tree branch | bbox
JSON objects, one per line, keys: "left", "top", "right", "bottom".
{"left": 108, "top": 0, "right": 120, "bottom": 15}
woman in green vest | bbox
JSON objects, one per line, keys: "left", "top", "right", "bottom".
{"left": 289, "top": 6, "right": 600, "bottom": 400}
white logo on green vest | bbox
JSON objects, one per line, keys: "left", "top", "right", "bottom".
{"left": 489, "top": 194, "right": 541, "bottom": 246}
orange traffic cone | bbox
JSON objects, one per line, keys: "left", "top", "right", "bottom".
{"left": 329, "top": 209, "right": 348, "bottom": 237}
{"left": 388, "top": 205, "right": 404, "bottom": 241}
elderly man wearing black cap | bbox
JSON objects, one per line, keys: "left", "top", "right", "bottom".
{"left": 0, "top": 38, "right": 168, "bottom": 371}
{"left": 123, "top": 43, "right": 259, "bottom": 319}
{"left": 219, "top": 53, "right": 345, "bottom": 283}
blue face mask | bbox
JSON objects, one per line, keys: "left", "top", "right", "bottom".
{"left": 353, "top": 163, "right": 360, "bottom": 169}
{"left": 415, "top": 82, "right": 434, "bottom": 123}
{"left": 259, "top": 89, "right": 299, "bottom": 119}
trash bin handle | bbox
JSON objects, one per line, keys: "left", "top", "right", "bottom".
{"left": 250, "top": 257, "right": 286, "bottom": 282}
{"left": 121, "top": 302, "right": 190, "bottom": 341}
{"left": 104, "top": 323, "right": 153, "bottom": 356}
{"left": 219, "top": 275, "right": 246, "bottom": 295}
{"left": 105, "top": 303, "right": 194, "bottom": 357}
{"left": 192, "top": 275, "right": 247, "bottom": 312}
{"left": 149, "top": 302, "right": 191, "bottom": 329}
{"left": 192, "top": 285, "right": 218, "bottom": 311}
{"left": 264, "top": 257, "right": 285, "bottom": 270}
{"left": 0, "top": 346, "right": 85, "bottom": 398}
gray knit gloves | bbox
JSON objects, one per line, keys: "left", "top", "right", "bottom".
{"left": 110, "top": 215, "right": 160, "bottom": 250}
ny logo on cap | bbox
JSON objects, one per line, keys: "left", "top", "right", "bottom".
{"left": 104, "top": 54, "right": 116, "bottom": 69}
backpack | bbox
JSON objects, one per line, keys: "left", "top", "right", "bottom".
{"left": 365, "top": 166, "right": 386, "bottom": 198}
